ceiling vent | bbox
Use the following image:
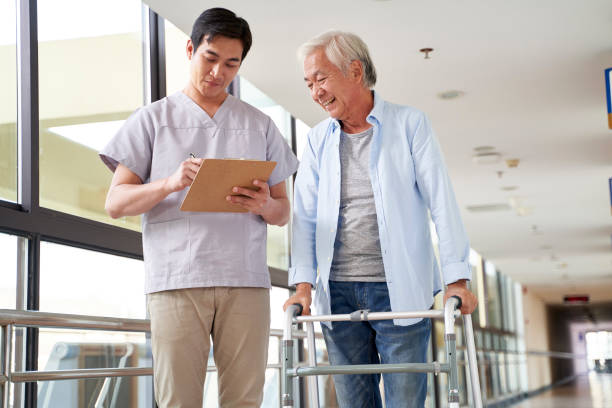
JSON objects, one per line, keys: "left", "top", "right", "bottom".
{"left": 472, "top": 152, "right": 502, "bottom": 164}
{"left": 466, "top": 203, "right": 512, "bottom": 212}
{"left": 438, "top": 90, "right": 465, "bottom": 100}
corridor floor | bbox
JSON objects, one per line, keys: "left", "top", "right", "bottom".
{"left": 512, "top": 373, "right": 612, "bottom": 408}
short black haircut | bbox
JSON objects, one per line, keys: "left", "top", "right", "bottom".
{"left": 190, "top": 8, "right": 252, "bottom": 62}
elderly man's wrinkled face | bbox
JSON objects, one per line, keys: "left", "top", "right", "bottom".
{"left": 303, "top": 48, "right": 359, "bottom": 121}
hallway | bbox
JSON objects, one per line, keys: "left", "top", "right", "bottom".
{"left": 512, "top": 373, "right": 612, "bottom": 408}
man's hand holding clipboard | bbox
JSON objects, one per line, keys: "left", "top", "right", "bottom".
{"left": 225, "top": 179, "right": 274, "bottom": 215}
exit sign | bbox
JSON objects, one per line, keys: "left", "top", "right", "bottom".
{"left": 563, "top": 295, "right": 589, "bottom": 304}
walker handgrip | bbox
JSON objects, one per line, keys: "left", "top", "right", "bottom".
{"left": 451, "top": 295, "right": 462, "bottom": 310}
{"left": 291, "top": 303, "right": 304, "bottom": 316}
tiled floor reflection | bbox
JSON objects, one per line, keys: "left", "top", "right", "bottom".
{"left": 513, "top": 373, "right": 612, "bottom": 408}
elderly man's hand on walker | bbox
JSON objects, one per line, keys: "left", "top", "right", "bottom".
{"left": 444, "top": 279, "right": 477, "bottom": 314}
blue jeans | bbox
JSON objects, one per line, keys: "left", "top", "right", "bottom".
{"left": 321, "top": 281, "right": 431, "bottom": 408}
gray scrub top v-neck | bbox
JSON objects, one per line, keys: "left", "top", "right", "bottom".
{"left": 100, "top": 91, "right": 298, "bottom": 293}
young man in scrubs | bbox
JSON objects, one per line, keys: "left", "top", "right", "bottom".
{"left": 100, "top": 8, "right": 298, "bottom": 407}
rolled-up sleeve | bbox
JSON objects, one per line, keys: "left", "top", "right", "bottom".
{"left": 412, "top": 113, "right": 471, "bottom": 285}
{"left": 288, "top": 132, "right": 319, "bottom": 288}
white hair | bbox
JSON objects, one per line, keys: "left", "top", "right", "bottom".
{"left": 298, "top": 30, "right": 377, "bottom": 88}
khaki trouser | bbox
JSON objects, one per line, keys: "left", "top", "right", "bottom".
{"left": 147, "top": 287, "right": 270, "bottom": 408}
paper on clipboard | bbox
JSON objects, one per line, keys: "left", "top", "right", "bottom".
{"left": 179, "top": 158, "right": 277, "bottom": 213}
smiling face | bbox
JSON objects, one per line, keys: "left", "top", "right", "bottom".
{"left": 303, "top": 48, "right": 363, "bottom": 122}
{"left": 186, "top": 35, "right": 243, "bottom": 103}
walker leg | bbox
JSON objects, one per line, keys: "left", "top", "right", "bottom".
{"left": 306, "top": 322, "right": 320, "bottom": 408}
{"left": 444, "top": 298, "right": 461, "bottom": 407}
{"left": 282, "top": 305, "right": 302, "bottom": 408}
{"left": 463, "top": 314, "right": 483, "bottom": 408}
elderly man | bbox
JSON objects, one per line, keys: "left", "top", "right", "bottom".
{"left": 284, "top": 31, "right": 477, "bottom": 407}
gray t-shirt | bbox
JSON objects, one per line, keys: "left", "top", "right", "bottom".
{"left": 330, "top": 127, "right": 386, "bottom": 282}
{"left": 100, "top": 91, "right": 299, "bottom": 293}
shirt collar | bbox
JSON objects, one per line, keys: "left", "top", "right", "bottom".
{"left": 329, "top": 90, "right": 384, "bottom": 132}
{"left": 367, "top": 90, "right": 384, "bottom": 125}
{"left": 175, "top": 91, "right": 234, "bottom": 127}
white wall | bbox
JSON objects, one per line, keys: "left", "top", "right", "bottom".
{"left": 522, "top": 288, "right": 552, "bottom": 391}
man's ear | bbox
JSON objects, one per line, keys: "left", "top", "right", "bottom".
{"left": 349, "top": 60, "right": 364, "bottom": 83}
{"left": 186, "top": 39, "right": 194, "bottom": 60}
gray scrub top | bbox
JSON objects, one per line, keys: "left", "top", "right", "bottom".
{"left": 100, "top": 92, "right": 299, "bottom": 294}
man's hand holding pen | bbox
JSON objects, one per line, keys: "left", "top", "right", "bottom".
{"left": 164, "top": 154, "right": 202, "bottom": 193}
{"left": 226, "top": 180, "right": 272, "bottom": 216}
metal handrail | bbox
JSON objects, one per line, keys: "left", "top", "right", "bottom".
{"left": 0, "top": 309, "right": 150, "bottom": 332}
{"left": 0, "top": 309, "right": 586, "bottom": 386}
{"left": 0, "top": 309, "right": 316, "bottom": 339}
{"left": 0, "top": 310, "right": 318, "bottom": 387}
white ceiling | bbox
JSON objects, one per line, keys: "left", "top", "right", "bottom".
{"left": 146, "top": 0, "right": 612, "bottom": 303}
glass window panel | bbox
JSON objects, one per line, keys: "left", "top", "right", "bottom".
{"left": 38, "top": 328, "right": 149, "bottom": 371}
{"left": 0, "top": 232, "right": 18, "bottom": 308}
{"left": 39, "top": 241, "right": 145, "bottom": 318}
{"left": 239, "top": 76, "right": 293, "bottom": 270}
{"left": 498, "top": 351, "right": 507, "bottom": 395}
{"left": 489, "top": 351, "right": 500, "bottom": 398}
{"left": 270, "top": 286, "right": 290, "bottom": 330}
{"left": 484, "top": 261, "right": 502, "bottom": 329}
{"left": 469, "top": 249, "right": 487, "bottom": 328}
{"left": 38, "top": 242, "right": 149, "bottom": 406}
{"left": 37, "top": 376, "right": 153, "bottom": 408}
{"left": 505, "top": 275, "right": 516, "bottom": 333}
{"left": 239, "top": 77, "right": 292, "bottom": 143}
{"left": 164, "top": 19, "right": 190, "bottom": 95}
{"left": 0, "top": 0, "right": 17, "bottom": 202}
{"left": 37, "top": 0, "right": 144, "bottom": 231}
{"left": 295, "top": 118, "right": 311, "bottom": 161}
{"left": 499, "top": 274, "right": 513, "bottom": 332}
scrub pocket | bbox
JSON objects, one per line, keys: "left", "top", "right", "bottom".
{"left": 143, "top": 217, "right": 189, "bottom": 279}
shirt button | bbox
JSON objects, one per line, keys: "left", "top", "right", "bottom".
{"left": 327, "top": 257, "right": 331, "bottom": 261}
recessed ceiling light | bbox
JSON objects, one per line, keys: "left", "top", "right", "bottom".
{"left": 506, "top": 158, "right": 520, "bottom": 168}
{"left": 438, "top": 90, "right": 465, "bottom": 100}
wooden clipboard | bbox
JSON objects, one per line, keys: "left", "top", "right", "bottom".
{"left": 180, "top": 159, "right": 277, "bottom": 213}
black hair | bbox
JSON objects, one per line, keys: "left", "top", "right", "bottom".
{"left": 190, "top": 7, "right": 252, "bottom": 62}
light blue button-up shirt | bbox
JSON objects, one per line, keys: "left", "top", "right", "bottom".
{"left": 288, "top": 92, "right": 471, "bottom": 326}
